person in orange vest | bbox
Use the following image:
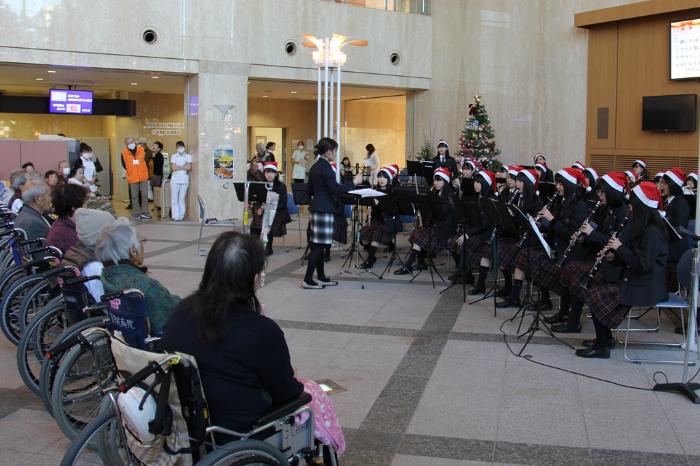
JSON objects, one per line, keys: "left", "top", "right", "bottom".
{"left": 121, "top": 136, "right": 151, "bottom": 220}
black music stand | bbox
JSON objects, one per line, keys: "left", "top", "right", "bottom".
{"left": 409, "top": 193, "right": 446, "bottom": 288}
{"left": 378, "top": 191, "right": 413, "bottom": 279}
{"left": 233, "top": 182, "right": 269, "bottom": 235}
{"left": 406, "top": 161, "right": 427, "bottom": 193}
{"left": 337, "top": 191, "right": 379, "bottom": 280}
{"left": 291, "top": 183, "right": 310, "bottom": 254}
{"left": 470, "top": 199, "right": 518, "bottom": 311}
{"left": 439, "top": 193, "right": 475, "bottom": 301}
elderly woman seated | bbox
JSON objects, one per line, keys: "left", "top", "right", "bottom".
{"left": 95, "top": 219, "right": 179, "bottom": 334}
{"left": 47, "top": 183, "right": 88, "bottom": 254}
{"left": 8, "top": 170, "right": 29, "bottom": 214}
{"left": 14, "top": 181, "right": 52, "bottom": 241}
{"left": 62, "top": 208, "right": 116, "bottom": 303}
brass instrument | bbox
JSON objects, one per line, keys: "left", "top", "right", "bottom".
{"left": 555, "top": 201, "right": 602, "bottom": 268}
{"left": 581, "top": 214, "right": 630, "bottom": 289}
{"left": 516, "top": 193, "right": 559, "bottom": 248}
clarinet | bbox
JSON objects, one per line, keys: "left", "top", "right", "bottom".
{"left": 517, "top": 193, "right": 559, "bottom": 248}
{"left": 581, "top": 214, "right": 630, "bottom": 289}
{"left": 555, "top": 200, "right": 602, "bottom": 268}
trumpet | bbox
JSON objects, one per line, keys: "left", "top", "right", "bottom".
{"left": 555, "top": 201, "right": 601, "bottom": 268}
{"left": 581, "top": 214, "right": 630, "bottom": 289}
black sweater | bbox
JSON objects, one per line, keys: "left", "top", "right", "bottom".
{"left": 160, "top": 296, "right": 303, "bottom": 432}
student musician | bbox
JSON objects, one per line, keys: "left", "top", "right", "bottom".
{"left": 659, "top": 167, "right": 691, "bottom": 289}
{"left": 395, "top": 167, "right": 457, "bottom": 275}
{"left": 496, "top": 168, "right": 542, "bottom": 299}
{"left": 684, "top": 172, "right": 697, "bottom": 221}
{"left": 575, "top": 181, "right": 668, "bottom": 358}
{"left": 303, "top": 138, "right": 359, "bottom": 289}
{"left": 533, "top": 152, "right": 554, "bottom": 183}
{"left": 631, "top": 159, "right": 648, "bottom": 182}
{"left": 450, "top": 170, "right": 498, "bottom": 294}
{"left": 686, "top": 172, "right": 698, "bottom": 193}
{"left": 500, "top": 165, "right": 522, "bottom": 205}
{"left": 624, "top": 170, "right": 639, "bottom": 187}
{"left": 251, "top": 162, "right": 292, "bottom": 257}
{"left": 583, "top": 167, "right": 600, "bottom": 203}
{"left": 497, "top": 168, "right": 589, "bottom": 310}
{"left": 432, "top": 139, "right": 459, "bottom": 177}
{"left": 549, "top": 171, "right": 630, "bottom": 333}
{"left": 359, "top": 164, "right": 401, "bottom": 269}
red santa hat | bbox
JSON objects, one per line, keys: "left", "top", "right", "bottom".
{"left": 624, "top": 170, "right": 638, "bottom": 181}
{"left": 519, "top": 168, "right": 540, "bottom": 191}
{"left": 664, "top": 167, "right": 686, "bottom": 187}
{"left": 632, "top": 181, "right": 663, "bottom": 210}
{"left": 632, "top": 159, "right": 647, "bottom": 169}
{"left": 688, "top": 172, "right": 699, "bottom": 183}
{"left": 475, "top": 170, "right": 497, "bottom": 193}
{"left": 601, "top": 171, "right": 628, "bottom": 193}
{"left": 533, "top": 152, "right": 547, "bottom": 165}
{"left": 507, "top": 165, "right": 524, "bottom": 178}
{"left": 583, "top": 167, "right": 599, "bottom": 181}
{"left": 556, "top": 167, "right": 587, "bottom": 187}
{"left": 463, "top": 158, "right": 477, "bottom": 171}
{"left": 263, "top": 161, "right": 278, "bottom": 172}
{"left": 654, "top": 171, "right": 665, "bottom": 180}
{"left": 534, "top": 163, "right": 548, "bottom": 176}
{"left": 437, "top": 139, "right": 449, "bottom": 148}
{"left": 378, "top": 164, "right": 399, "bottom": 180}
{"left": 571, "top": 161, "right": 586, "bottom": 170}
{"left": 434, "top": 167, "right": 452, "bottom": 182}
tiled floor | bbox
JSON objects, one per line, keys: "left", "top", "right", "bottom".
{"left": 1, "top": 215, "right": 700, "bottom": 465}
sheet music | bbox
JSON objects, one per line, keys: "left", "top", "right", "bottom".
{"left": 348, "top": 188, "right": 387, "bottom": 198}
{"left": 527, "top": 215, "right": 553, "bottom": 259}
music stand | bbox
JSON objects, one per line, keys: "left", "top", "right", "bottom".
{"left": 439, "top": 193, "right": 475, "bottom": 301}
{"left": 409, "top": 193, "right": 446, "bottom": 288}
{"left": 233, "top": 181, "right": 270, "bottom": 235}
{"left": 379, "top": 190, "right": 415, "bottom": 280}
{"left": 337, "top": 190, "right": 380, "bottom": 280}
{"left": 291, "top": 183, "right": 310, "bottom": 253}
{"left": 406, "top": 161, "right": 426, "bottom": 193}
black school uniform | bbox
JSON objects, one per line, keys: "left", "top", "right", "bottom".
{"left": 409, "top": 188, "right": 457, "bottom": 253}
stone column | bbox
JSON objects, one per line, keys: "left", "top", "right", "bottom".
{"left": 185, "top": 62, "right": 249, "bottom": 223}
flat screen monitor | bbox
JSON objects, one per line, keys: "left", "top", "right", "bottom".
{"left": 49, "top": 89, "right": 93, "bottom": 114}
{"left": 642, "top": 94, "right": 697, "bottom": 132}
{"left": 670, "top": 19, "right": 700, "bottom": 80}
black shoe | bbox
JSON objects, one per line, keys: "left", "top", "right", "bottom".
{"left": 575, "top": 346, "right": 610, "bottom": 359}
{"left": 530, "top": 300, "right": 553, "bottom": 311}
{"left": 394, "top": 266, "right": 413, "bottom": 276}
{"left": 496, "top": 298, "right": 520, "bottom": 309}
{"left": 317, "top": 277, "right": 338, "bottom": 286}
{"left": 496, "top": 287, "right": 511, "bottom": 298}
{"left": 448, "top": 272, "right": 461, "bottom": 282}
{"left": 543, "top": 313, "right": 566, "bottom": 324}
{"left": 551, "top": 323, "right": 582, "bottom": 333}
{"left": 468, "top": 285, "right": 486, "bottom": 296}
{"left": 324, "top": 251, "right": 331, "bottom": 263}
{"left": 583, "top": 339, "right": 616, "bottom": 349}
{"left": 359, "top": 259, "right": 375, "bottom": 269}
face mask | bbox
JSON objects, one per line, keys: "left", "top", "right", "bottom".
{"left": 298, "top": 146, "right": 303, "bottom": 150}
{"left": 127, "top": 143, "right": 136, "bottom": 150}
{"left": 62, "top": 168, "right": 70, "bottom": 176}
{"left": 177, "top": 147, "right": 185, "bottom": 154}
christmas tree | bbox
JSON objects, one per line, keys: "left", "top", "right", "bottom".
{"left": 457, "top": 94, "right": 502, "bottom": 172}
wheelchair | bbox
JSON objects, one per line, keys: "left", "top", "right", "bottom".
{"left": 61, "top": 321, "right": 339, "bottom": 465}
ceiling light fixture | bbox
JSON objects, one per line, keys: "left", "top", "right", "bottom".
{"left": 47, "top": 70, "right": 56, "bottom": 74}
{"left": 151, "top": 76, "right": 159, "bottom": 79}
{"left": 35, "top": 78, "right": 44, "bottom": 81}
{"left": 262, "top": 95, "right": 269, "bottom": 98}
{"left": 130, "top": 82, "right": 138, "bottom": 86}
{"left": 290, "top": 91, "right": 297, "bottom": 94}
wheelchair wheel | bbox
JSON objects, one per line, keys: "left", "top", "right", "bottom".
{"left": 16, "top": 300, "right": 65, "bottom": 395}
{"left": 0, "top": 274, "right": 42, "bottom": 344}
{"left": 39, "top": 316, "right": 109, "bottom": 415}
{"left": 60, "top": 401, "right": 130, "bottom": 466}
{"left": 50, "top": 330, "right": 117, "bottom": 440}
{"left": 195, "top": 439, "right": 291, "bottom": 465}
{"left": 18, "top": 280, "right": 60, "bottom": 334}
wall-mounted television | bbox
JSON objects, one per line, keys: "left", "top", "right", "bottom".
{"left": 49, "top": 89, "right": 93, "bottom": 114}
{"left": 670, "top": 19, "right": 700, "bottom": 80}
{"left": 642, "top": 94, "right": 697, "bottom": 132}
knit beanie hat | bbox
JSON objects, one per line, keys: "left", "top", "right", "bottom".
{"left": 75, "top": 208, "right": 116, "bottom": 247}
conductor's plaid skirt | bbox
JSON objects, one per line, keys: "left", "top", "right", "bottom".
{"left": 309, "top": 212, "right": 334, "bottom": 245}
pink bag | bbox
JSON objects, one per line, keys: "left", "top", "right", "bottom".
{"left": 296, "top": 376, "right": 346, "bottom": 454}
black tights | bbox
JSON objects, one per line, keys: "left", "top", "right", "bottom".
{"left": 304, "top": 242, "right": 327, "bottom": 284}
{"left": 592, "top": 314, "right": 613, "bottom": 348}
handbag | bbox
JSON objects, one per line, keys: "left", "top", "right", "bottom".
{"left": 150, "top": 174, "right": 163, "bottom": 187}
{"left": 94, "top": 158, "right": 104, "bottom": 173}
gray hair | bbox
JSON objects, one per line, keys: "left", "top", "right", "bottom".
{"left": 94, "top": 218, "right": 140, "bottom": 263}
{"left": 10, "top": 170, "right": 28, "bottom": 191}
{"left": 21, "top": 181, "right": 49, "bottom": 205}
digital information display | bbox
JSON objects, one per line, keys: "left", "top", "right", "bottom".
{"left": 670, "top": 19, "right": 700, "bottom": 80}
{"left": 49, "top": 89, "right": 94, "bottom": 114}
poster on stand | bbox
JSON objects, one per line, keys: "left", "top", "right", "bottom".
{"left": 213, "top": 148, "right": 234, "bottom": 180}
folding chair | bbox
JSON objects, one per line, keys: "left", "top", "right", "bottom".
{"left": 197, "top": 195, "right": 208, "bottom": 256}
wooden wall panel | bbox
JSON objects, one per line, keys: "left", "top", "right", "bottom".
{"left": 587, "top": 23, "right": 618, "bottom": 150}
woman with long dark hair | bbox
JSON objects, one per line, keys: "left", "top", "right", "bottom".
{"left": 659, "top": 167, "right": 691, "bottom": 290}
{"left": 550, "top": 172, "right": 630, "bottom": 333}
{"left": 576, "top": 181, "right": 668, "bottom": 358}
{"left": 358, "top": 164, "right": 400, "bottom": 269}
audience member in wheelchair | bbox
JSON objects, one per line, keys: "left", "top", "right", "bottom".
{"left": 47, "top": 183, "right": 87, "bottom": 254}
{"left": 62, "top": 208, "right": 116, "bottom": 302}
{"left": 160, "top": 231, "right": 344, "bottom": 452}
{"left": 95, "top": 218, "right": 180, "bottom": 333}
{"left": 358, "top": 164, "right": 400, "bottom": 269}
{"left": 8, "top": 170, "right": 28, "bottom": 214}
{"left": 15, "top": 181, "right": 52, "bottom": 241}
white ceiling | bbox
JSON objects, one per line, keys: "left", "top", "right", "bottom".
{"left": 0, "top": 63, "right": 406, "bottom": 103}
